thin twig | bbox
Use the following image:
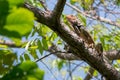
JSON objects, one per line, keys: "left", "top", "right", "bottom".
{"left": 68, "top": 61, "right": 73, "bottom": 80}
{"left": 66, "top": 2, "right": 120, "bottom": 27}
{"left": 0, "top": 40, "right": 22, "bottom": 48}
{"left": 35, "top": 53, "right": 52, "bottom": 62}
{"left": 52, "top": 0, "right": 67, "bottom": 20}
{"left": 38, "top": 0, "right": 49, "bottom": 11}
{"left": 41, "top": 60, "right": 58, "bottom": 80}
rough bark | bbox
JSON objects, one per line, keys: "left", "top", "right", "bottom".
{"left": 24, "top": 1, "right": 120, "bottom": 80}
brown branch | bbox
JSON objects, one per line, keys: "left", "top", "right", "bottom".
{"left": 47, "top": 43, "right": 80, "bottom": 60}
{"left": 52, "top": 52, "right": 80, "bottom": 60}
{"left": 52, "top": 50, "right": 120, "bottom": 60}
{"left": 104, "top": 50, "right": 120, "bottom": 60}
{"left": 0, "top": 40, "right": 22, "bottom": 48}
{"left": 39, "top": 0, "right": 48, "bottom": 11}
{"left": 66, "top": 2, "right": 120, "bottom": 27}
{"left": 48, "top": 44, "right": 120, "bottom": 60}
{"left": 24, "top": 1, "right": 120, "bottom": 80}
{"left": 51, "top": 0, "right": 66, "bottom": 20}
{"left": 24, "top": 3, "right": 51, "bottom": 26}
{"left": 1, "top": 40, "right": 120, "bottom": 61}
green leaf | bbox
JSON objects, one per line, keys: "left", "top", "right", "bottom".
{"left": 56, "top": 59, "right": 66, "bottom": 70}
{"left": 77, "top": 14, "right": 86, "bottom": 26}
{"left": 19, "top": 61, "right": 38, "bottom": 71}
{"left": 3, "top": 53, "right": 16, "bottom": 66}
{"left": 70, "top": 0, "right": 78, "bottom": 4}
{"left": 42, "top": 38, "right": 48, "bottom": 50}
{"left": 24, "top": 54, "right": 30, "bottom": 60}
{"left": 0, "top": 0, "right": 9, "bottom": 15}
{"left": 77, "top": 77, "right": 82, "bottom": 80}
{"left": 7, "top": 0, "right": 24, "bottom": 8}
{"left": 0, "top": 8, "right": 34, "bottom": 39}
{"left": 93, "top": 70, "right": 98, "bottom": 77}
{"left": 116, "top": 0, "right": 120, "bottom": 6}
{"left": 100, "top": 37, "right": 105, "bottom": 47}
{"left": 80, "top": 0, "right": 94, "bottom": 10}
{"left": 25, "top": 40, "right": 32, "bottom": 50}
{"left": 37, "top": 40, "right": 43, "bottom": 55}
{"left": 0, "top": 0, "right": 9, "bottom": 28}
{"left": 20, "top": 55, "right": 24, "bottom": 62}
{"left": 117, "top": 60, "right": 120, "bottom": 63}
{"left": 0, "top": 0, "right": 24, "bottom": 28}
{"left": 1, "top": 61, "right": 44, "bottom": 80}
{"left": 49, "top": 32, "right": 57, "bottom": 41}
{"left": 38, "top": 24, "right": 52, "bottom": 37}
{"left": 0, "top": 49, "right": 16, "bottom": 75}
{"left": 30, "top": 49, "right": 39, "bottom": 59}
{"left": 6, "top": 8, "right": 34, "bottom": 35}
{"left": 29, "top": 68, "right": 44, "bottom": 80}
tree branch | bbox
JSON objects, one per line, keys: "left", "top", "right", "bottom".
{"left": 24, "top": 2, "right": 120, "bottom": 80}
{"left": 66, "top": 2, "right": 120, "bottom": 27}
{"left": 52, "top": 0, "right": 66, "bottom": 20}
{"left": 39, "top": 0, "right": 48, "bottom": 11}
{"left": 48, "top": 44, "right": 120, "bottom": 61}
{"left": 24, "top": 3, "right": 51, "bottom": 26}
{"left": 1, "top": 40, "right": 120, "bottom": 61}
{"left": 104, "top": 50, "right": 120, "bottom": 60}
{"left": 0, "top": 40, "right": 22, "bottom": 48}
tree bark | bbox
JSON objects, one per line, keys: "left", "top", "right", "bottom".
{"left": 24, "top": 1, "right": 120, "bottom": 80}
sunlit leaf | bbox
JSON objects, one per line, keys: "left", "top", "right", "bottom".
{"left": 117, "top": 60, "right": 120, "bottom": 63}
{"left": 77, "top": 77, "right": 82, "bottom": 80}
{"left": 77, "top": 14, "right": 86, "bottom": 26}
{"left": 8, "top": 0, "right": 24, "bottom": 8}
{"left": 30, "top": 49, "right": 39, "bottom": 59}
{"left": 0, "top": 49, "right": 16, "bottom": 75}
{"left": 29, "top": 68, "right": 44, "bottom": 80}
{"left": 6, "top": 8, "right": 34, "bottom": 35}
{"left": 0, "top": 44, "right": 8, "bottom": 48}
{"left": 42, "top": 38, "right": 48, "bottom": 50}
{"left": 1, "top": 61, "right": 44, "bottom": 80}
{"left": 100, "top": 37, "right": 105, "bottom": 47}
{"left": 70, "top": 0, "right": 78, "bottom": 4}
{"left": 20, "top": 55, "right": 24, "bottom": 62}
{"left": 93, "top": 70, "right": 98, "bottom": 77}
{"left": 0, "top": 8, "right": 34, "bottom": 39}
{"left": 25, "top": 40, "right": 32, "bottom": 50}
{"left": 19, "top": 61, "right": 38, "bottom": 71}
{"left": 37, "top": 40, "right": 43, "bottom": 55}
{"left": 24, "top": 53, "right": 30, "bottom": 60}
{"left": 38, "top": 24, "right": 52, "bottom": 37}
{"left": 55, "top": 59, "right": 66, "bottom": 70}
{"left": 30, "top": 46, "right": 38, "bottom": 49}
{"left": 49, "top": 32, "right": 58, "bottom": 41}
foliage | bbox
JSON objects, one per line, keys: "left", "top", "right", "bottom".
{"left": 0, "top": 0, "right": 45, "bottom": 79}
{"left": 0, "top": 0, "right": 34, "bottom": 41}
{"left": 1, "top": 61, "right": 44, "bottom": 80}
{"left": 0, "top": 49, "right": 16, "bottom": 75}
{"left": 0, "top": 0, "right": 120, "bottom": 80}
